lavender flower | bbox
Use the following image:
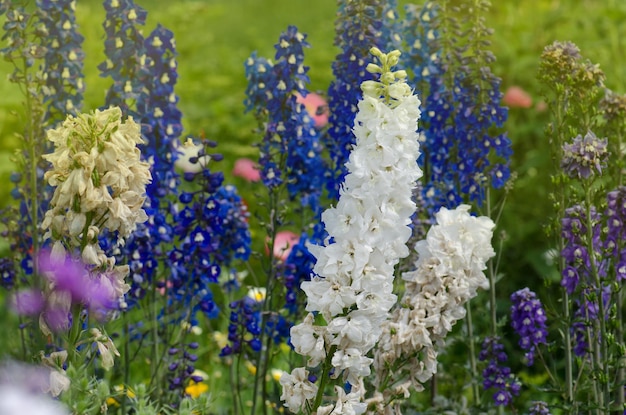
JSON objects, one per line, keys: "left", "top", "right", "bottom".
{"left": 561, "top": 131, "right": 608, "bottom": 180}
{"left": 528, "top": 401, "right": 551, "bottom": 415}
{"left": 510, "top": 288, "right": 548, "bottom": 366}
{"left": 560, "top": 204, "right": 603, "bottom": 294}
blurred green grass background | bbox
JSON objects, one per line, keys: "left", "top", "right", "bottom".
{"left": 1, "top": 0, "right": 625, "bottom": 284}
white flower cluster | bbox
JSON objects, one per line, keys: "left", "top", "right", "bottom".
{"left": 42, "top": 106, "right": 151, "bottom": 268}
{"left": 370, "top": 205, "right": 495, "bottom": 412}
{"left": 281, "top": 48, "right": 422, "bottom": 413}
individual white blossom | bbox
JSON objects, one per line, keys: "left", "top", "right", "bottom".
{"left": 285, "top": 47, "right": 422, "bottom": 413}
{"left": 90, "top": 328, "right": 120, "bottom": 371}
{"left": 279, "top": 367, "right": 318, "bottom": 413}
{"left": 372, "top": 204, "right": 495, "bottom": 409}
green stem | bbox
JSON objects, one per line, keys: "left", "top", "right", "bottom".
{"left": 583, "top": 184, "right": 609, "bottom": 412}
{"left": 312, "top": 345, "right": 337, "bottom": 412}
{"left": 465, "top": 303, "right": 480, "bottom": 405}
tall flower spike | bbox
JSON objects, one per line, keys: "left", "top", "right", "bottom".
{"left": 36, "top": 0, "right": 85, "bottom": 120}
{"left": 510, "top": 288, "right": 548, "bottom": 366}
{"left": 99, "top": 0, "right": 148, "bottom": 113}
{"left": 325, "top": 0, "right": 391, "bottom": 198}
{"left": 244, "top": 26, "right": 327, "bottom": 212}
{"left": 402, "top": 1, "right": 511, "bottom": 211}
{"left": 284, "top": 48, "right": 422, "bottom": 413}
{"left": 372, "top": 204, "right": 495, "bottom": 407}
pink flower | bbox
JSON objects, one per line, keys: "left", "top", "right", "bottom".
{"left": 503, "top": 86, "right": 533, "bottom": 108}
{"left": 269, "top": 230, "right": 300, "bottom": 261}
{"left": 233, "top": 158, "right": 261, "bottom": 182}
{"left": 296, "top": 92, "right": 329, "bottom": 128}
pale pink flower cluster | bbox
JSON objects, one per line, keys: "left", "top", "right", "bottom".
{"left": 370, "top": 205, "right": 495, "bottom": 413}
{"left": 282, "top": 48, "right": 422, "bottom": 413}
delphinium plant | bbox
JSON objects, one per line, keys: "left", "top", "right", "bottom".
{"left": 534, "top": 39, "right": 625, "bottom": 414}
{"left": 234, "top": 24, "right": 329, "bottom": 414}
{"left": 397, "top": 1, "right": 517, "bottom": 412}
{"left": 96, "top": 0, "right": 253, "bottom": 410}
{"left": 0, "top": 0, "right": 85, "bottom": 358}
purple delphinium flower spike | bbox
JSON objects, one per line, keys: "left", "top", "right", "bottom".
{"left": 479, "top": 336, "right": 521, "bottom": 407}
{"left": 510, "top": 288, "right": 548, "bottom": 366}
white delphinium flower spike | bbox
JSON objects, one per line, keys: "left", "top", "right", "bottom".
{"left": 284, "top": 47, "right": 422, "bottom": 413}
{"left": 371, "top": 204, "right": 495, "bottom": 410}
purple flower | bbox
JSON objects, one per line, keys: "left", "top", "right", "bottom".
{"left": 528, "top": 401, "right": 551, "bottom": 415}
{"left": 38, "top": 250, "right": 118, "bottom": 313}
{"left": 479, "top": 336, "right": 521, "bottom": 407}
{"left": 9, "top": 289, "right": 44, "bottom": 316}
{"left": 561, "top": 130, "right": 608, "bottom": 180}
{"left": 510, "top": 288, "right": 548, "bottom": 366}
{"left": 560, "top": 205, "right": 603, "bottom": 294}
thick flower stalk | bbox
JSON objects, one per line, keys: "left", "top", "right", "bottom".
{"left": 370, "top": 204, "right": 495, "bottom": 412}
{"left": 282, "top": 47, "right": 422, "bottom": 413}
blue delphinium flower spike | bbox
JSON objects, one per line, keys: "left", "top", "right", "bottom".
{"left": 36, "top": 0, "right": 85, "bottom": 121}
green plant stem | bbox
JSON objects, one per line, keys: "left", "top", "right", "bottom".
{"left": 122, "top": 312, "right": 130, "bottom": 415}
{"left": 465, "top": 303, "right": 480, "bottom": 405}
{"left": 252, "top": 190, "right": 278, "bottom": 415}
{"left": 583, "top": 183, "right": 609, "bottom": 411}
{"left": 617, "top": 287, "right": 624, "bottom": 410}
{"left": 312, "top": 345, "right": 337, "bottom": 412}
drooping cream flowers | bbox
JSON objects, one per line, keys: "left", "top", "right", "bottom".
{"left": 42, "top": 106, "right": 151, "bottom": 266}
{"left": 281, "top": 48, "right": 422, "bottom": 413}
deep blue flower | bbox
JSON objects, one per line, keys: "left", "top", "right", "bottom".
{"left": 244, "top": 26, "right": 327, "bottom": 212}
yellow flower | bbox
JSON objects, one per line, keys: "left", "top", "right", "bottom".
{"left": 245, "top": 360, "right": 257, "bottom": 375}
{"left": 271, "top": 369, "right": 285, "bottom": 382}
{"left": 213, "top": 332, "right": 228, "bottom": 349}
{"left": 105, "top": 384, "right": 136, "bottom": 406}
{"left": 185, "top": 381, "right": 209, "bottom": 398}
